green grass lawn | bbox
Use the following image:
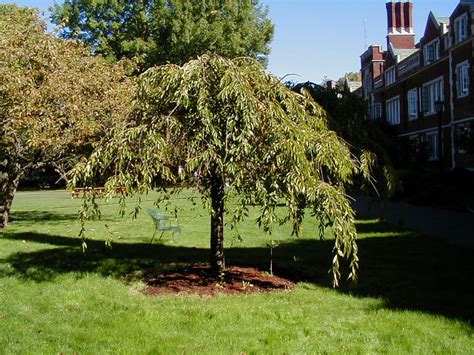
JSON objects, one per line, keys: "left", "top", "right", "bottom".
{"left": 1, "top": 190, "right": 473, "bottom": 353}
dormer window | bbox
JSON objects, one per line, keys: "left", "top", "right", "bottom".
{"left": 454, "top": 13, "right": 468, "bottom": 44}
{"left": 385, "top": 67, "right": 396, "bottom": 86}
{"left": 424, "top": 39, "right": 440, "bottom": 65}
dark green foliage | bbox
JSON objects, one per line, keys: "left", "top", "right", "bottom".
{"left": 290, "top": 82, "right": 399, "bottom": 199}
{"left": 51, "top": 0, "right": 274, "bottom": 70}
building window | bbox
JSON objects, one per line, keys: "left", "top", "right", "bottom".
{"left": 407, "top": 88, "right": 418, "bottom": 120}
{"left": 456, "top": 61, "right": 470, "bottom": 98}
{"left": 385, "top": 67, "right": 396, "bottom": 86}
{"left": 386, "top": 96, "right": 400, "bottom": 125}
{"left": 456, "top": 122, "right": 474, "bottom": 154}
{"left": 363, "top": 68, "right": 372, "bottom": 99}
{"left": 444, "top": 35, "right": 451, "bottom": 50}
{"left": 454, "top": 13, "right": 468, "bottom": 44}
{"left": 371, "top": 103, "right": 382, "bottom": 119}
{"left": 426, "top": 132, "right": 438, "bottom": 160}
{"left": 422, "top": 77, "right": 444, "bottom": 115}
{"left": 424, "top": 39, "right": 440, "bottom": 65}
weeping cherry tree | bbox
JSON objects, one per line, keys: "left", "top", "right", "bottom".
{"left": 74, "top": 54, "right": 363, "bottom": 286}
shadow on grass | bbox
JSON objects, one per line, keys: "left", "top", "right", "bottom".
{"left": 1, "top": 218, "right": 474, "bottom": 324}
{"left": 9, "top": 210, "right": 117, "bottom": 226}
{"left": 9, "top": 211, "right": 79, "bottom": 224}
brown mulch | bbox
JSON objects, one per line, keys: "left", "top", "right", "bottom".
{"left": 143, "top": 264, "right": 294, "bottom": 296}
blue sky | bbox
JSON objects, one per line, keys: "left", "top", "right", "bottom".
{"left": 1, "top": 0, "right": 460, "bottom": 83}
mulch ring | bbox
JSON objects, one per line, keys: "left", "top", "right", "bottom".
{"left": 143, "top": 264, "right": 294, "bottom": 296}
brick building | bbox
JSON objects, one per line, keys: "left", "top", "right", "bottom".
{"left": 361, "top": 0, "right": 474, "bottom": 170}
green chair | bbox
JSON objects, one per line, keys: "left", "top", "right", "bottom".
{"left": 147, "top": 208, "right": 181, "bottom": 244}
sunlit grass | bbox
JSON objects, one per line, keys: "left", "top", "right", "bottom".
{"left": 1, "top": 190, "right": 473, "bottom": 353}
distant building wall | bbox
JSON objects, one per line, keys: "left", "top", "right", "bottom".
{"left": 360, "top": 0, "right": 474, "bottom": 170}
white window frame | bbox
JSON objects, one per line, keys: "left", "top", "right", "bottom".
{"left": 456, "top": 60, "right": 470, "bottom": 98}
{"left": 424, "top": 38, "right": 440, "bottom": 65}
{"left": 385, "top": 67, "right": 396, "bottom": 86}
{"left": 422, "top": 77, "right": 444, "bottom": 116}
{"left": 407, "top": 88, "right": 418, "bottom": 120}
{"left": 386, "top": 96, "right": 400, "bottom": 125}
{"left": 454, "top": 13, "right": 468, "bottom": 44}
{"left": 426, "top": 131, "right": 438, "bottom": 161}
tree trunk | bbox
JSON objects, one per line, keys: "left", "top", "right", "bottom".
{"left": 0, "top": 164, "right": 22, "bottom": 228}
{"left": 51, "top": 161, "right": 71, "bottom": 185}
{"left": 210, "top": 168, "right": 225, "bottom": 275}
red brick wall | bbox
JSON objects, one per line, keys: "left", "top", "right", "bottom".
{"left": 404, "top": 2, "right": 413, "bottom": 29}
{"left": 386, "top": 1, "right": 413, "bottom": 32}
{"left": 381, "top": 58, "right": 450, "bottom": 135}
{"left": 388, "top": 34, "right": 416, "bottom": 49}
{"left": 373, "top": 62, "right": 383, "bottom": 78}
{"left": 451, "top": 41, "right": 474, "bottom": 120}
{"left": 373, "top": 47, "right": 385, "bottom": 61}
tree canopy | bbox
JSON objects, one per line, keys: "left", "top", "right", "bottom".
{"left": 51, "top": 0, "right": 274, "bottom": 70}
{"left": 0, "top": 4, "right": 134, "bottom": 227}
{"left": 74, "top": 54, "right": 363, "bottom": 286}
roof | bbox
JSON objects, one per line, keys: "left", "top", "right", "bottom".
{"left": 435, "top": 16, "right": 450, "bottom": 26}
{"left": 424, "top": 12, "right": 449, "bottom": 38}
{"left": 345, "top": 80, "right": 362, "bottom": 93}
{"left": 392, "top": 48, "right": 419, "bottom": 61}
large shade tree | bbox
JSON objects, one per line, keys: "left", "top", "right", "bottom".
{"left": 51, "top": 0, "right": 274, "bottom": 70}
{"left": 74, "top": 55, "right": 364, "bottom": 286}
{"left": 0, "top": 5, "right": 134, "bottom": 228}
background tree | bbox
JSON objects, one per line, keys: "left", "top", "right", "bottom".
{"left": 0, "top": 5, "right": 134, "bottom": 228}
{"left": 74, "top": 54, "right": 364, "bottom": 286}
{"left": 336, "top": 72, "right": 361, "bottom": 91}
{"left": 290, "top": 82, "right": 398, "bottom": 198}
{"left": 51, "top": 0, "right": 274, "bottom": 70}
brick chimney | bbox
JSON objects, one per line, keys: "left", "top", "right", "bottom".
{"left": 386, "top": 0, "right": 415, "bottom": 49}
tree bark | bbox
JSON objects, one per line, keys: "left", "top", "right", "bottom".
{"left": 210, "top": 168, "right": 225, "bottom": 275}
{"left": 0, "top": 164, "right": 22, "bottom": 228}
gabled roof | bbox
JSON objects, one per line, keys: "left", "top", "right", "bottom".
{"left": 387, "top": 43, "right": 419, "bottom": 63}
{"left": 451, "top": 1, "right": 474, "bottom": 20}
{"left": 423, "top": 12, "right": 443, "bottom": 37}
{"left": 419, "top": 11, "right": 450, "bottom": 42}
